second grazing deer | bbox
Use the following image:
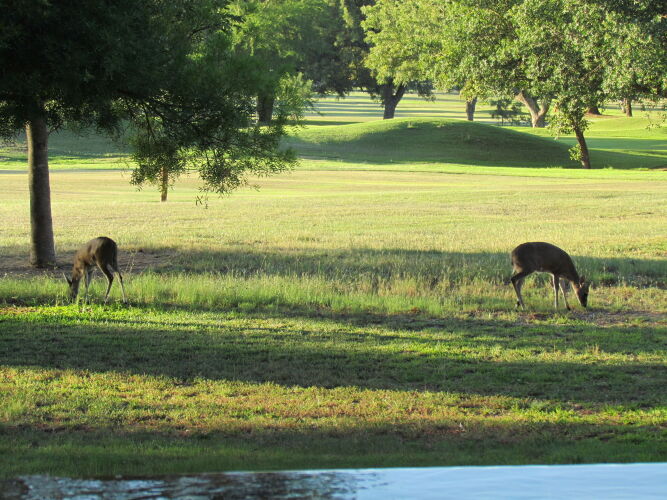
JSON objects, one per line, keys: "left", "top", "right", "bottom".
{"left": 65, "top": 236, "right": 126, "bottom": 303}
{"left": 510, "top": 242, "right": 589, "bottom": 310}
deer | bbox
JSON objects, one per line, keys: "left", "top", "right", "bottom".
{"left": 510, "top": 242, "right": 589, "bottom": 310}
{"left": 64, "top": 236, "right": 126, "bottom": 303}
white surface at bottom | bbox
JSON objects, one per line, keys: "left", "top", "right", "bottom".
{"left": 348, "top": 463, "right": 667, "bottom": 499}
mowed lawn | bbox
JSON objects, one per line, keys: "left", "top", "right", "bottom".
{"left": 0, "top": 96, "right": 666, "bottom": 477}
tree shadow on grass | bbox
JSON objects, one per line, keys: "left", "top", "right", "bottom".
{"left": 0, "top": 311, "right": 664, "bottom": 405}
{"left": 141, "top": 247, "right": 666, "bottom": 289}
{"left": 0, "top": 419, "right": 663, "bottom": 480}
{"left": 3, "top": 244, "right": 665, "bottom": 293}
{"left": 2, "top": 244, "right": 666, "bottom": 319}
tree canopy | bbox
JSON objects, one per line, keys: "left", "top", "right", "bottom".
{"left": 229, "top": 0, "right": 355, "bottom": 123}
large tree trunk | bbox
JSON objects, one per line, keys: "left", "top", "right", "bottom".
{"left": 381, "top": 82, "right": 406, "bottom": 119}
{"left": 515, "top": 91, "right": 549, "bottom": 127}
{"left": 160, "top": 166, "right": 169, "bottom": 202}
{"left": 27, "top": 118, "right": 57, "bottom": 267}
{"left": 465, "top": 97, "right": 477, "bottom": 121}
{"left": 623, "top": 98, "right": 633, "bottom": 117}
{"left": 587, "top": 106, "right": 602, "bottom": 115}
{"left": 573, "top": 125, "right": 591, "bottom": 169}
{"left": 257, "top": 94, "right": 275, "bottom": 125}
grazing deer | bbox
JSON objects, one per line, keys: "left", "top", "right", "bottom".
{"left": 64, "top": 237, "right": 126, "bottom": 303}
{"left": 510, "top": 242, "right": 589, "bottom": 310}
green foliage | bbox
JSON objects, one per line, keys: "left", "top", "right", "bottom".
{"left": 568, "top": 143, "right": 584, "bottom": 163}
{"left": 274, "top": 73, "right": 317, "bottom": 123}
{"left": 128, "top": 119, "right": 188, "bottom": 192}
{"left": 586, "top": 1, "right": 666, "bottom": 100}
{"left": 125, "top": 4, "right": 299, "bottom": 196}
{"left": 230, "top": 0, "right": 353, "bottom": 96}
{"left": 361, "top": 0, "right": 428, "bottom": 86}
{"left": 337, "top": 0, "right": 432, "bottom": 111}
{"left": 0, "top": 0, "right": 156, "bottom": 135}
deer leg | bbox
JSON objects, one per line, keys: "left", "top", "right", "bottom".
{"left": 560, "top": 278, "right": 571, "bottom": 311}
{"left": 511, "top": 271, "right": 530, "bottom": 310}
{"left": 116, "top": 269, "right": 127, "bottom": 304}
{"left": 552, "top": 274, "right": 560, "bottom": 310}
{"left": 84, "top": 268, "right": 94, "bottom": 303}
{"left": 99, "top": 263, "right": 114, "bottom": 303}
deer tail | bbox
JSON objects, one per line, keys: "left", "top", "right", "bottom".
{"left": 111, "top": 245, "right": 119, "bottom": 272}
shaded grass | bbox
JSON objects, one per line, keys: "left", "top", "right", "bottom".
{"left": 2, "top": 425, "right": 662, "bottom": 479}
{"left": 1, "top": 305, "right": 666, "bottom": 398}
{"left": 1, "top": 302, "right": 665, "bottom": 477}
{"left": 0, "top": 129, "right": 127, "bottom": 171}
{"left": 290, "top": 117, "right": 666, "bottom": 170}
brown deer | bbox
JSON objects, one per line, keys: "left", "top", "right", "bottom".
{"left": 64, "top": 237, "right": 126, "bottom": 303}
{"left": 510, "top": 242, "right": 589, "bottom": 310}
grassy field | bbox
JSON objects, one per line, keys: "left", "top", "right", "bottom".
{"left": 0, "top": 92, "right": 666, "bottom": 478}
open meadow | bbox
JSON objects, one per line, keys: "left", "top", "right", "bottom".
{"left": 0, "top": 92, "right": 666, "bottom": 477}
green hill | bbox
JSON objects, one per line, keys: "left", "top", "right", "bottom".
{"left": 288, "top": 118, "right": 578, "bottom": 168}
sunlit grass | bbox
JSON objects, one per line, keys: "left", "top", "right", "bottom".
{"left": 1, "top": 165, "right": 666, "bottom": 476}
{"left": 0, "top": 92, "right": 666, "bottom": 477}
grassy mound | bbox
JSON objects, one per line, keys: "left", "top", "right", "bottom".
{"left": 289, "top": 118, "right": 577, "bottom": 167}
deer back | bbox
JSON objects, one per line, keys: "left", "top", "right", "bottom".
{"left": 72, "top": 237, "right": 118, "bottom": 275}
{"left": 512, "top": 242, "right": 580, "bottom": 280}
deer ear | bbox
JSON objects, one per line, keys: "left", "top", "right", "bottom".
{"left": 63, "top": 273, "right": 72, "bottom": 286}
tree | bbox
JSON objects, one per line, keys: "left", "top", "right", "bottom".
{"left": 230, "top": 0, "right": 422, "bottom": 120}
{"left": 512, "top": 0, "right": 665, "bottom": 167}
{"left": 0, "top": 0, "right": 296, "bottom": 266}
{"left": 362, "top": 0, "right": 551, "bottom": 125}
{"left": 229, "top": 0, "right": 350, "bottom": 123}
{"left": 589, "top": 1, "right": 667, "bottom": 111}
{"left": 340, "top": 0, "right": 433, "bottom": 119}
{"left": 489, "top": 99, "right": 529, "bottom": 125}
{"left": 300, "top": 1, "right": 361, "bottom": 96}
{"left": 361, "top": 0, "right": 435, "bottom": 119}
